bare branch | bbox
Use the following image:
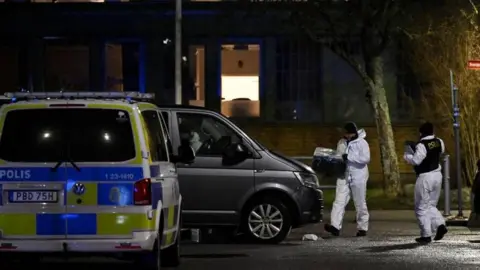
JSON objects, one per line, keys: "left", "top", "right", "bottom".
{"left": 292, "top": 4, "right": 374, "bottom": 89}
{"left": 405, "top": 2, "right": 480, "bottom": 184}
{"left": 369, "top": 0, "right": 398, "bottom": 56}
{"left": 292, "top": 0, "right": 403, "bottom": 195}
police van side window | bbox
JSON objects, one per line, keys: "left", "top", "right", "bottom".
{"left": 141, "top": 111, "right": 169, "bottom": 162}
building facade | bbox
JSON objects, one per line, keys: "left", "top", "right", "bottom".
{"left": 0, "top": 2, "right": 408, "bottom": 124}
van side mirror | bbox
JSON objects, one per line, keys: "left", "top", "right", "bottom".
{"left": 222, "top": 142, "right": 249, "bottom": 166}
{"left": 174, "top": 142, "right": 195, "bottom": 164}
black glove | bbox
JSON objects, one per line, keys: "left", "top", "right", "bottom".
{"left": 342, "top": 154, "right": 348, "bottom": 162}
{"left": 404, "top": 141, "right": 417, "bottom": 152}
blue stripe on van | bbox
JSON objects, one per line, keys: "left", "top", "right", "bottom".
{"left": 36, "top": 213, "right": 65, "bottom": 235}
{"left": 0, "top": 167, "right": 143, "bottom": 182}
{"left": 66, "top": 214, "right": 97, "bottom": 235}
{"left": 36, "top": 213, "right": 97, "bottom": 235}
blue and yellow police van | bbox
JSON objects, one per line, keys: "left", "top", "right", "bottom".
{"left": 0, "top": 92, "right": 194, "bottom": 269}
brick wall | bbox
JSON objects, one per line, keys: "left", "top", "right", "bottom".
{"left": 237, "top": 122, "right": 454, "bottom": 185}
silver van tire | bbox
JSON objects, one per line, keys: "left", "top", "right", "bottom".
{"left": 161, "top": 214, "right": 181, "bottom": 267}
{"left": 242, "top": 196, "right": 292, "bottom": 244}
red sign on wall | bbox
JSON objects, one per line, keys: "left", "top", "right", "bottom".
{"left": 468, "top": 60, "right": 480, "bottom": 70}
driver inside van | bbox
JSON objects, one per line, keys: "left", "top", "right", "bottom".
{"left": 179, "top": 119, "right": 202, "bottom": 153}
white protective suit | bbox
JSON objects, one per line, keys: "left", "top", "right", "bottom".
{"left": 330, "top": 129, "right": 371, "bottom": 231}
{"left": 404, "top": 135, "right": 446, "bottom": 238}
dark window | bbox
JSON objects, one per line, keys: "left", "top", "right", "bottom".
{"left": 0, "top": 109, "right": 136, "bottom": 162}
{"left": 141, "top": 111, "right": 169, "bottom": 162}
{"left": 177, "top": 113, "right": 240, "bottom": 156}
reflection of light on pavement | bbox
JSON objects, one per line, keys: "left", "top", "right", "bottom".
{"left": 450, "top": 248, "right": 480, "bottom": 260}
{"left": 116, "top": 215, "right": 127, "bottom": 225}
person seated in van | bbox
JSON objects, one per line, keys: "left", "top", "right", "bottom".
{"left": 179, "top": 120, "right": 202, "bottom": 153}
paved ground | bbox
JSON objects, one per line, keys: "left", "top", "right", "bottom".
{"left": 175, "top": 212, "right": 480, "bottom": 270}
{"left": 4, "top": 211, "right": 480, "bottom": 270}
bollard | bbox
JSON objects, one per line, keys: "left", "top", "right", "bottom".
{"left": 443, "top": 154, "right": 451, "bottom": 216}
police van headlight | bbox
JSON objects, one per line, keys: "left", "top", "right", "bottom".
{"left": 294, "top": 172, "right": 319, "bottom": 188}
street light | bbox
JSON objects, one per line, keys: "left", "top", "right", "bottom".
{"left": 450, "top": 69, "right": 463, "bottom": 218}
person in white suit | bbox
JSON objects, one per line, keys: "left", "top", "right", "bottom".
{"left": 404, "top": 122, "right": 447, "bottom": 244}
{"left": 179, "top": 120, "right": 203, "bottom": 153}
{"left": 324, "top": 122, "right": 371, "bottom": 237}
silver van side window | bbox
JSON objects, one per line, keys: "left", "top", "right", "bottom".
{"left": 177, "top": 113, "right": 241, "bottom": 156}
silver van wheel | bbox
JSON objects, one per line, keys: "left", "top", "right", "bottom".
{"left": 248, "top": 204, "right": 284, "bottom": 240}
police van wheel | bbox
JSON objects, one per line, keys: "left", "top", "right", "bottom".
{"left": 243, "top": 196, "right": 292, "bottom": 244}
{"left": 137, "top": 229, "right": 162, "bottom": 269}
{"left": 161, "top": 212, "right": 181, "bottom": 267}
{"left": 160, "top": 232, "right": 180, "bottom": 267}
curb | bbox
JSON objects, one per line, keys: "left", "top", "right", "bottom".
{"left": 445, "top": 216, "right": 469, "bottom": 227}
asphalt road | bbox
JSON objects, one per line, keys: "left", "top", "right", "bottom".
{"left": 4, "top": 215, "right": 480, "bottom": 270}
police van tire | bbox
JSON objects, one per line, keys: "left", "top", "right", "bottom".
{"left": 137, "top": 225, "right": 162, "bottom": 269}
{"left": 161, "top": 214, "right": 181, "bottom": 267}
{"left": 139, "top": 239, "right": 161, "bottom": 270}
{"left": 160, "top": 232, "right": 180, "bottom": 267}
{"left": 243, "top": 196, "right": 292, "bottom": 244}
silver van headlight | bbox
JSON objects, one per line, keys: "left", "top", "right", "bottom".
{"left": 294, "top": 172, "right": 319, "bottom": 188}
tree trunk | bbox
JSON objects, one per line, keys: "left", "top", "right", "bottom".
{"left": 365, "top": 55, "right": 402, "bottom": 196}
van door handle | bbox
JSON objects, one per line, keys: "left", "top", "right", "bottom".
{"left": 254, "top": 169, "right": 265, "bottom": 173}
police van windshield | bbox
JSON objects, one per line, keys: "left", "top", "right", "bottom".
{"left": 0, "top": 108, "right": 136, "bottom": 162}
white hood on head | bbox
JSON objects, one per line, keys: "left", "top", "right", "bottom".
{"left": 357, "top": 128, "right": 366, "bottom": 139}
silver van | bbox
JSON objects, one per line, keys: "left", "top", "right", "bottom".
{"left": 159, "top": 106, "right": 323, "bottom": 244}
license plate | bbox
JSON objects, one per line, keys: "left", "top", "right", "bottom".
{"left": 9, "top": 191, "right": 58, "bottom": 203}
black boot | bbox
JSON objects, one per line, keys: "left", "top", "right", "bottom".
{"left": 356, "top": 230, "right": 367, "bottom": 237}
{"left": 324, "top": 224, "right": 340, "bottom": 236}
{"left": 434, "top": 225, "right": 448, "bottom": 241}
{"left": 415, "top": 237, "right": 432, "bottom": 244}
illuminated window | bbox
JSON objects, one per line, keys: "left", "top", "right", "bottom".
{"left": 220, "top": 44, "right": 260, "bottom": 118}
